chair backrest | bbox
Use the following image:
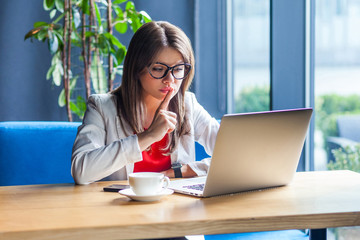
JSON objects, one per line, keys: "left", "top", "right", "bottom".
{"left": 0, "top": 121, "right": 81, "bottom": 186}
{"left": 337, "top": 115, "right": 360, "bottom": 142}
{"left": 195, "top": 142, "right": 210, "bottom": 160}
{"left": 0, "top": 121, "right": 210, "bottom": 186}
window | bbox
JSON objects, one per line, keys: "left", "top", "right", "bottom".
{"left": 227, "top": 1, "right": 312, "bottom": 171}
{"left": 196, "top": 0, "right": 310, "bottom": 170}
{"left": 315, "top": 0, "right": 360, "bottom": 238}
{"left": 315, "top": 0, "right": 360, "bottom": 173}
{"left": 228, "top": 0, "right": 270, "bottom": 114}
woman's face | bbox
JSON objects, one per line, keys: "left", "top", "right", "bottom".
{"left": 139, "top": 47, "right": 184, "bottom": 105}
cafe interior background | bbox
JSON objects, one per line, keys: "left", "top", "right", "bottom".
{"left": 1, "top": 0, "right": 360, "bottom": 239}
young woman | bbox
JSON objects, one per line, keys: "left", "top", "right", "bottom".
{"left": 71, "top": 21, "right": 219, "bottom": 185}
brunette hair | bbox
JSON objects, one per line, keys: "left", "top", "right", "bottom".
{"left": 112, "top": 21, "right": 195, "bottom": 153}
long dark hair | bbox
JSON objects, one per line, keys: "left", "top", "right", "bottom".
{"left": 112, "top": 21, "right": 195, "bottom": 153}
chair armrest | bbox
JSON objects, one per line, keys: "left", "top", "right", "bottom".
{"left": 327, "top": 136, "right": 358, "bottom": 149}
{"left": 326, "top": 136, "right": 359, "bottom": 162}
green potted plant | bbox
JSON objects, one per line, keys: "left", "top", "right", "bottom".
{"left": 327, "top": 145, "right": 360, "bottom": 172}
{"left": 25, "top": 0, "right": 151, "bottom": 121}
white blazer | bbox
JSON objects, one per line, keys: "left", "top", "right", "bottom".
{"left": 71, "top": 91, "right": 219, "bottom": 184}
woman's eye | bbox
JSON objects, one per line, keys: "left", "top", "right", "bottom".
{"left": 152, "top": 67, "right": 164, "bottom": 72}
{"left": 174, "top": 67, "right": 184, "bottom": 72}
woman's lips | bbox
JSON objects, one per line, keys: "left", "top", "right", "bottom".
{"left": 160, "top": 87, "right": 173, "bottom": 93}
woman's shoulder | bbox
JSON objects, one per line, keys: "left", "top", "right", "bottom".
{"left": 184, "top": 91, "right": 205, "bottom": 118}
{"left": 185, "top": 91, "right": 196, "bottom": 98}
{"left": 89, "top": 93, "right": 116, "bottom": 103}
{"left": 88, "top": 93, "right": 117, "bottom": 112}
{"left": 184, "top": 91, "right": 197, "bottom": 105}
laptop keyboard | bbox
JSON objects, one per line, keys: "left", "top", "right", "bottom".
{"left": 183, "top": 183, "right": 205, "bottom": 191}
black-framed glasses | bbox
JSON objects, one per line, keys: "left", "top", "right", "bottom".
{"left": 148, "top": 62, "right": 192, "bottom": 80}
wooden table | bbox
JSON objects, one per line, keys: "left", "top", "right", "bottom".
{"left": 1, "top": 170, "right": 360, "bottom": 240}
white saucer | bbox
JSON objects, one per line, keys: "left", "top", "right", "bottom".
{"left": 119, "top": 188, "right": 174, "bottom": 202}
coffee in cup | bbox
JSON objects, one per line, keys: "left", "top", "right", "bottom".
{"left": 129, "top": 172, "right": 170, "bottom": 196}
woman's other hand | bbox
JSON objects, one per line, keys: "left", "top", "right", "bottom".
{"left": 161, "top": 164, "right": 197, "bottom": 178}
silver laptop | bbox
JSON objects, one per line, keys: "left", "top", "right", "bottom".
{"left": 169, "top": 108, "right": 313, "bottom": 197}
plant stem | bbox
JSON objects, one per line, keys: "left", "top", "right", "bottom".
{"left": 107, "top": 0, "right": 113, "bottom": 91}
{"left": 90, "top": 1, "right": 101, "bottom": 93}
{"left": 82, "top": 11, "right": 91, "bottom": 99}
{"left": 62, "top": 0, "right": 72, "bottom": 122}
{"left": 66, "top": 0, "right": 73, "bottom": 122}
{"left": 88, "top": 0, "right": 94, "bottom": 94}
{"left": 90, "top": 0, "right": 101, "bottom": 93}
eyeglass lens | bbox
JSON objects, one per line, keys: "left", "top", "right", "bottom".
{"left": 149, "top": 63, "right": 191, "bottom": 80}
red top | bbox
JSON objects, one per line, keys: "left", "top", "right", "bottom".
{"left": 134, "top": 134, "right": 171, "bottom": 172}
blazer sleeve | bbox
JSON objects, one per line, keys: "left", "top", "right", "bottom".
{"left": 186, "top": 93, "right": 220, "bottom": 176}
{"left": 71, "top": 95, "right": 142, "bottom": 185}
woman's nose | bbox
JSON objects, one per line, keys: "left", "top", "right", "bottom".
{"left": 162, "top": 71, "right": 175, "bottom": 83}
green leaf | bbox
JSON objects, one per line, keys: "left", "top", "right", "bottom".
{"left": 97, "top": 34, "right": 111, "bottom": 52}
{"left": 69, "top": 101, "right": 80, "bottom": 114}
{"left": 76, "top": 95, "right": 87, "bottom": 112}
{"left": 91, "top": 54, "right": 107, "bottom": 94}
{"left": 69, "top": 76, "right": 79, "bottom": 91}
{"left": 52, "top": 23, "right": 63, "bottom": 30}
{"left": 98, "top": 0, "right": 108, "bottom": 6}
{"left": 113, "top": 5, "right": 123, "bottom": 16}
{"left": 85, "top": 31, "right": 96, "bottom": 38}
{"left": 71, "top": 96, "right": 87, "bottom": 119}
{"left": 24, "top": 27, "right": 43, "bottom": 41}
{"left": 115, "top": 21, "right": 127, "bottom": 34}
{"left": 48, "top": 31, "right": 59, "bottom": 53}
{"left": 126, "top": 2, "right": 141, "bottom": 32}
{"left": 46, "top": 64, "right": 56, "bottom": 80}
{"left": 72, "top": 7, "right": 81, "bottom": 28}
{"left": 129, "top": 16, "right": 141, "bottom": 32}
{"left": 58, "top": 89, "right": 65, "bottom": 107}
{"left": 37, "top": 29, "right": 49, "bottom": 41}
{"left": 50, "top": 9, "right": 57, "bottom": 19}
{"left": 125, "top": 1, "right": 135, "bottom": 11}
{"left": 53, "top": 30, "right": 64, "bottom": 47}
{"left": 55, "top": 0, "right": 64, "bottom": 13}
{"left": 51, "top": 52, "right": 60, "bottom": 65}
{"left": 139, "top": 11, "right": 152, "bottom": 23}
{"left": 52, "top": 54, "right": 63, "bottom": 86}
{"left": 34, "top": 22, "right": 49, "bottom": 28}
{"left": 94, "top": 4, "right": 102, "bottom": 28}
{"left": 52, "top": 65, "right": 62, "bottom": 86}
{"left": 114, "top": 47, "right": 126, "bottom": 66}
{"left": 103, "top": 33, "right": 124, "bottom": 49}
{"left": 71, "top": 31, "right": 82, "bottom": 47}
{"left": 44, "top": 0, "right": 55, "bottom": 11}
{"left": 58, "top": 76, "right": 79, "bottom": 107}
{"left": 80, "top": 0, "right": 90, "bottom": 15}
{"left": 113, "top": 0, "right": 127, "bottom": 4}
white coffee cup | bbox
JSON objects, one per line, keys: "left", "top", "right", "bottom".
{"left": 129, "top": 172, "right": 170, "bottom": 196}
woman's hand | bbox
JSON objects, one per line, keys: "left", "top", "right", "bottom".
{"left": 148, "top": 88, "right": 177, "bottom": 140}
{"left": 161, "top": 164, "right": 197, "bottom": 178}
{"left": 138, "top": 88, "right": 177, "bottom": 151}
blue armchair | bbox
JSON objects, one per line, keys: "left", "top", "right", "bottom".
{"left": 0, "top": 121, "right": 80, "bottom": 186}
{"left": 0, "top": 121, "right": 209, "bottom": 186}
{"left": 327, "top": 115, "right": 360, "bottom": 162}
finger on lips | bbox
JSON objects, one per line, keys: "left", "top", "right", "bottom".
{"left": 159, "top": 87, "right": 174, "bottom": 110}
